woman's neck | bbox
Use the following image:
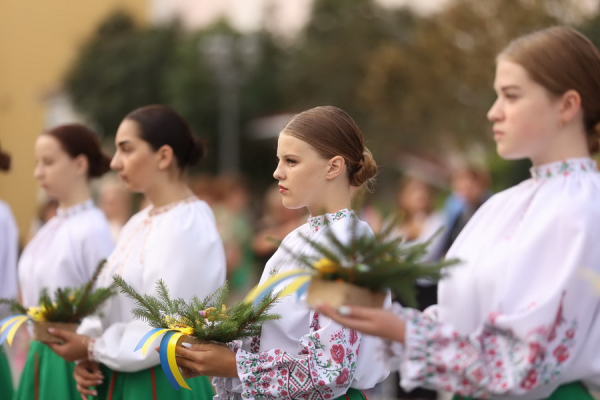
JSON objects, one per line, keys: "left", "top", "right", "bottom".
{"left": 307, "top": 181, "right": 352, "bottom": 217}
{"left": 531, "top": 125, "right": 590, "bottom": 166}
{"left": 58, "top": 183, "right": 92, "bottom": 209}
{"left": 145, "top": 179, "right": 194, "bottom": 209}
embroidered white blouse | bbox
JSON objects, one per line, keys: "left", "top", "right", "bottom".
{"left": 0, "top": 200, "right": 18, "bottom": 319}
{"left": 392, "top": 158, "right": 600, "bottom": 399}
{"left": 78, "top": 197, "right": 226, "bottom": 372}
{"left": 18, "top": 199, "right": 115, "bottom": 309}
{"left": 215, "top": 209, "right": 390, "bottom": 400}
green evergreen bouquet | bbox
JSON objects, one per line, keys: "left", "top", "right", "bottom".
{"left": 0, "top": 260, "right": 115, "bottom": 343}
{"left": 247, "top": 214, "right": 459, "bottom": 309}
{"left": 113, "top": 276, "right": 280, "bottom": 345}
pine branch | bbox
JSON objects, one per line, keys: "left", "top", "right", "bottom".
{"left": 113, "top": 275, "right": 163, "bottom": 323}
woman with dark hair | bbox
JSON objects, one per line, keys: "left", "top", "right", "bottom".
{"left": 14, "top": 124, "right": 115, "bottom": 400}
{"left": 318, "top": 26, "right": 600, "bottom": 400}
{"left": 48, "top": 105, "right": 226, "bottom": 400}
{"left": 172, "top": 106, "right": 390, "bottom": 400}
{"left": 0, "top": 143, "right": 18, "bottom": 398}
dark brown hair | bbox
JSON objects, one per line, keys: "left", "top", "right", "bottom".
{"left": 282, "top": 106, "right": 377, "bottom": 187}
{"left": 499, "top": 26, "right": 600, "bottom": 153}
{"left": 125, "top": 105, "right": 204, "bottom": 170}
{"left": 0, "top": 143, "right": 10, "bottom": 172}
{"left": 45, "top": 124, "right": 111, "bottom": 178}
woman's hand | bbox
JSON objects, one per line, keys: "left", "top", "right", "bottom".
{"left": 315, "top": 303, "right": 406, "bottom": 343}
{"left": 74, "top": 360, "right": 103, "bottom": 399}
{"left": 171, "top": 343, "right": 239, "bottom": 378}
{"left": 45, "top": 328, "right": 89, "bottom": 361}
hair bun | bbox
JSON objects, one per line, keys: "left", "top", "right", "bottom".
{"left": 349, "top": 148, "right": 377, "bottom": 187}
{"left": 186, "top": 136, "right": 205, "bottom": 167}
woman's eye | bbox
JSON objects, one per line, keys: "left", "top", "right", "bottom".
{"left": 286, "top": 158, "right": 297, "bottom": 165}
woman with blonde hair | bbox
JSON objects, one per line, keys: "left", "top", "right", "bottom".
{"left": 173, "top": 106, "right": 390, "bottom": 400}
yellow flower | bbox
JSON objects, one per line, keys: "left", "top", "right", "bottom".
{"left": 313, "top": 258, "right": 339, "bottom": 274}
{"left": 163, "top": 315, "right": 195, "bottom": 335}
{"left": 27, "top": 306, "right": 48, "bottom": 322}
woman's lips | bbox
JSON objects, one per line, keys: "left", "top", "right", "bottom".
{"left": 278, "top": 185, "right": 288, "bottom": 193}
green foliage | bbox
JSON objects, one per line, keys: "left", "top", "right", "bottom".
{"left": 64, "top": 11, "right": 181, "bottom": 137}
{"left": 113, "top": 277, "right": 280, "bottom": 343}
{"left": 0, "top": 260, "right": 115, "bottom": 323}
{"left": 283, "top": 214, "right": 460, "bottom": 308}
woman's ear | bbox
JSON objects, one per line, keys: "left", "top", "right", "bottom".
{"left": 73, "top": 154, "right": 89, "bottom": 178}
{"left": 559, "top": 89, "right": 582, "bottom": 126}
{"left": 326, "top": 156, "right": 346, "bottom": 180}
{"left": 156, "top": 145, "right": 175, "bottom": 170}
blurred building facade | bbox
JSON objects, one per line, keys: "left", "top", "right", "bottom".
{"left": 0, "top": 0, "right": 148, "bottom": 244}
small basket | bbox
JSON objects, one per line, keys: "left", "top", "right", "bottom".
{"left": 33, "top": 321, "right": 79, "bottom": 343}
{"left": 306, "top": 279, "right": 386, "bottom": 308}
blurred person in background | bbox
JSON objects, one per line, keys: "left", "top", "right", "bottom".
{"left": 15, "top": 124, "right": 115, "bottom": 400}
{"left": 189, "top": 173, "right": 217, "bottom": 206}
{"left": 0, "top": 143, "right": 18, "bottom": 397}
{"left": 98, "top": 174, "right": 132, "bottom": 241}
{"left": 318, "top": 26, "right": 600, "bottom": 400}
{"left": 392, "top": 176, "right": 445, "bottom": 400}
{"left": 252, "top": 183, "right": 307, "bottom": 268}
{"left": 47, "top": 105, "right": 226, "bottom": 400}
{"left": 438, "top": 167, "right": 491, "bottom": 257}
{"left": 213, "top": 174, "right": 255, "bottom": 297}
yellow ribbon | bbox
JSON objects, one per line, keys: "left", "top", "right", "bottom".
{"left": 166, "top": 331, "right": 190, "bottom": 390}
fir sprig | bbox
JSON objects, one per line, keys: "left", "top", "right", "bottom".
{"left": 287, "top": 214, "right": 460, "bottom": 307}
{"left": 113, "top": 277, "right": 280, "bottom": 343}
{"left": 0, "top": 260, "right": 115, "bottom": 323}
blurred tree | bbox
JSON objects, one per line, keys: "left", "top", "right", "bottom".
{"left": 357, "top": 0, "right": 576, "bottom": 155}
{"left": 65, "top": 11, "right": 180, "bottom": 137}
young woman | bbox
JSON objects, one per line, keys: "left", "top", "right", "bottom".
{"left": 48, "top": 105, "right": 226, "bottom": 400}
{"left": 317, "top": 26, "right": 600, "bottom": 400}
{"left": 172, "top": 106, "right": 390, "bottom": 400}
{"left": 0, "top": 144, "right": 18, "bottom": 398}
{"left": 15, "top": 124, "right": 115, "bottom": 400}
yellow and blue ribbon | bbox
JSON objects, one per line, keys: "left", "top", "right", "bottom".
{"left": 135, "top": 328, "right": 191, "bottom": 391}
{"left": 244, "top": 269, "right": 313, "bottom": 306}
{"left": 0, "top": 315, "right": 29, "bottom": 346}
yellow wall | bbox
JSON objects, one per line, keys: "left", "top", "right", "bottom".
{"left": 0, "top": 0, "right": 148, "bottom": 245}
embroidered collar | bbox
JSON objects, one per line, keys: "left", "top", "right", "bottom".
{"left": 56, "top": 199, "right": 94, "bottom": 218}
{"left": 148, "top": 195, "right": 198, "bottom": 217}
{"left": 307, "top": 209, "right": 355, "bottom": 234}
{"left": 530, "top": 158, "right": 597, "bottom": 180}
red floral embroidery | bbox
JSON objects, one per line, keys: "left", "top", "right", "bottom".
{"left": 336, "top": 369, "right": 350, "bottom": 385}
{"left": 520, "top": 370, "right": 538, "bottom": 390}
{"left": 331, "top": 344, "right": 345, "bottom": 364}
{"left": 349, "top": 330, "right": 358, "bottom": 346}
{"left": 553, "top": 345, "right": 569, "bottom": 363}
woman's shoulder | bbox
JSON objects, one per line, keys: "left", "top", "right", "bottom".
{"left": 150, "top": 199, "right": 220, "bottom": 242}
{"left": 69, "top": 206, "right": 112, "bottom": 238}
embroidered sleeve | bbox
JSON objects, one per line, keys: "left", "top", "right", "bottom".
{"left": 235, "top": 311, "right": 361, "bottom": 400}
{"left": 397, "top": 294, "right": 579, "bottom": 398}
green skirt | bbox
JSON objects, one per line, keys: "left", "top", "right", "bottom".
{"left": 0, "top": 347, "right": 13, "bottom": 398}
{"left": 338, "top": 388, "right": 366, "bottom": 400}
{"left": 93, "top": 364, "right": 214, "bottom": 400}
{"left": 13, "top": 341, "right": 79, "bottom": 400}
{"left": 453, "top": 381, "right": 594, "bottom": 400}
